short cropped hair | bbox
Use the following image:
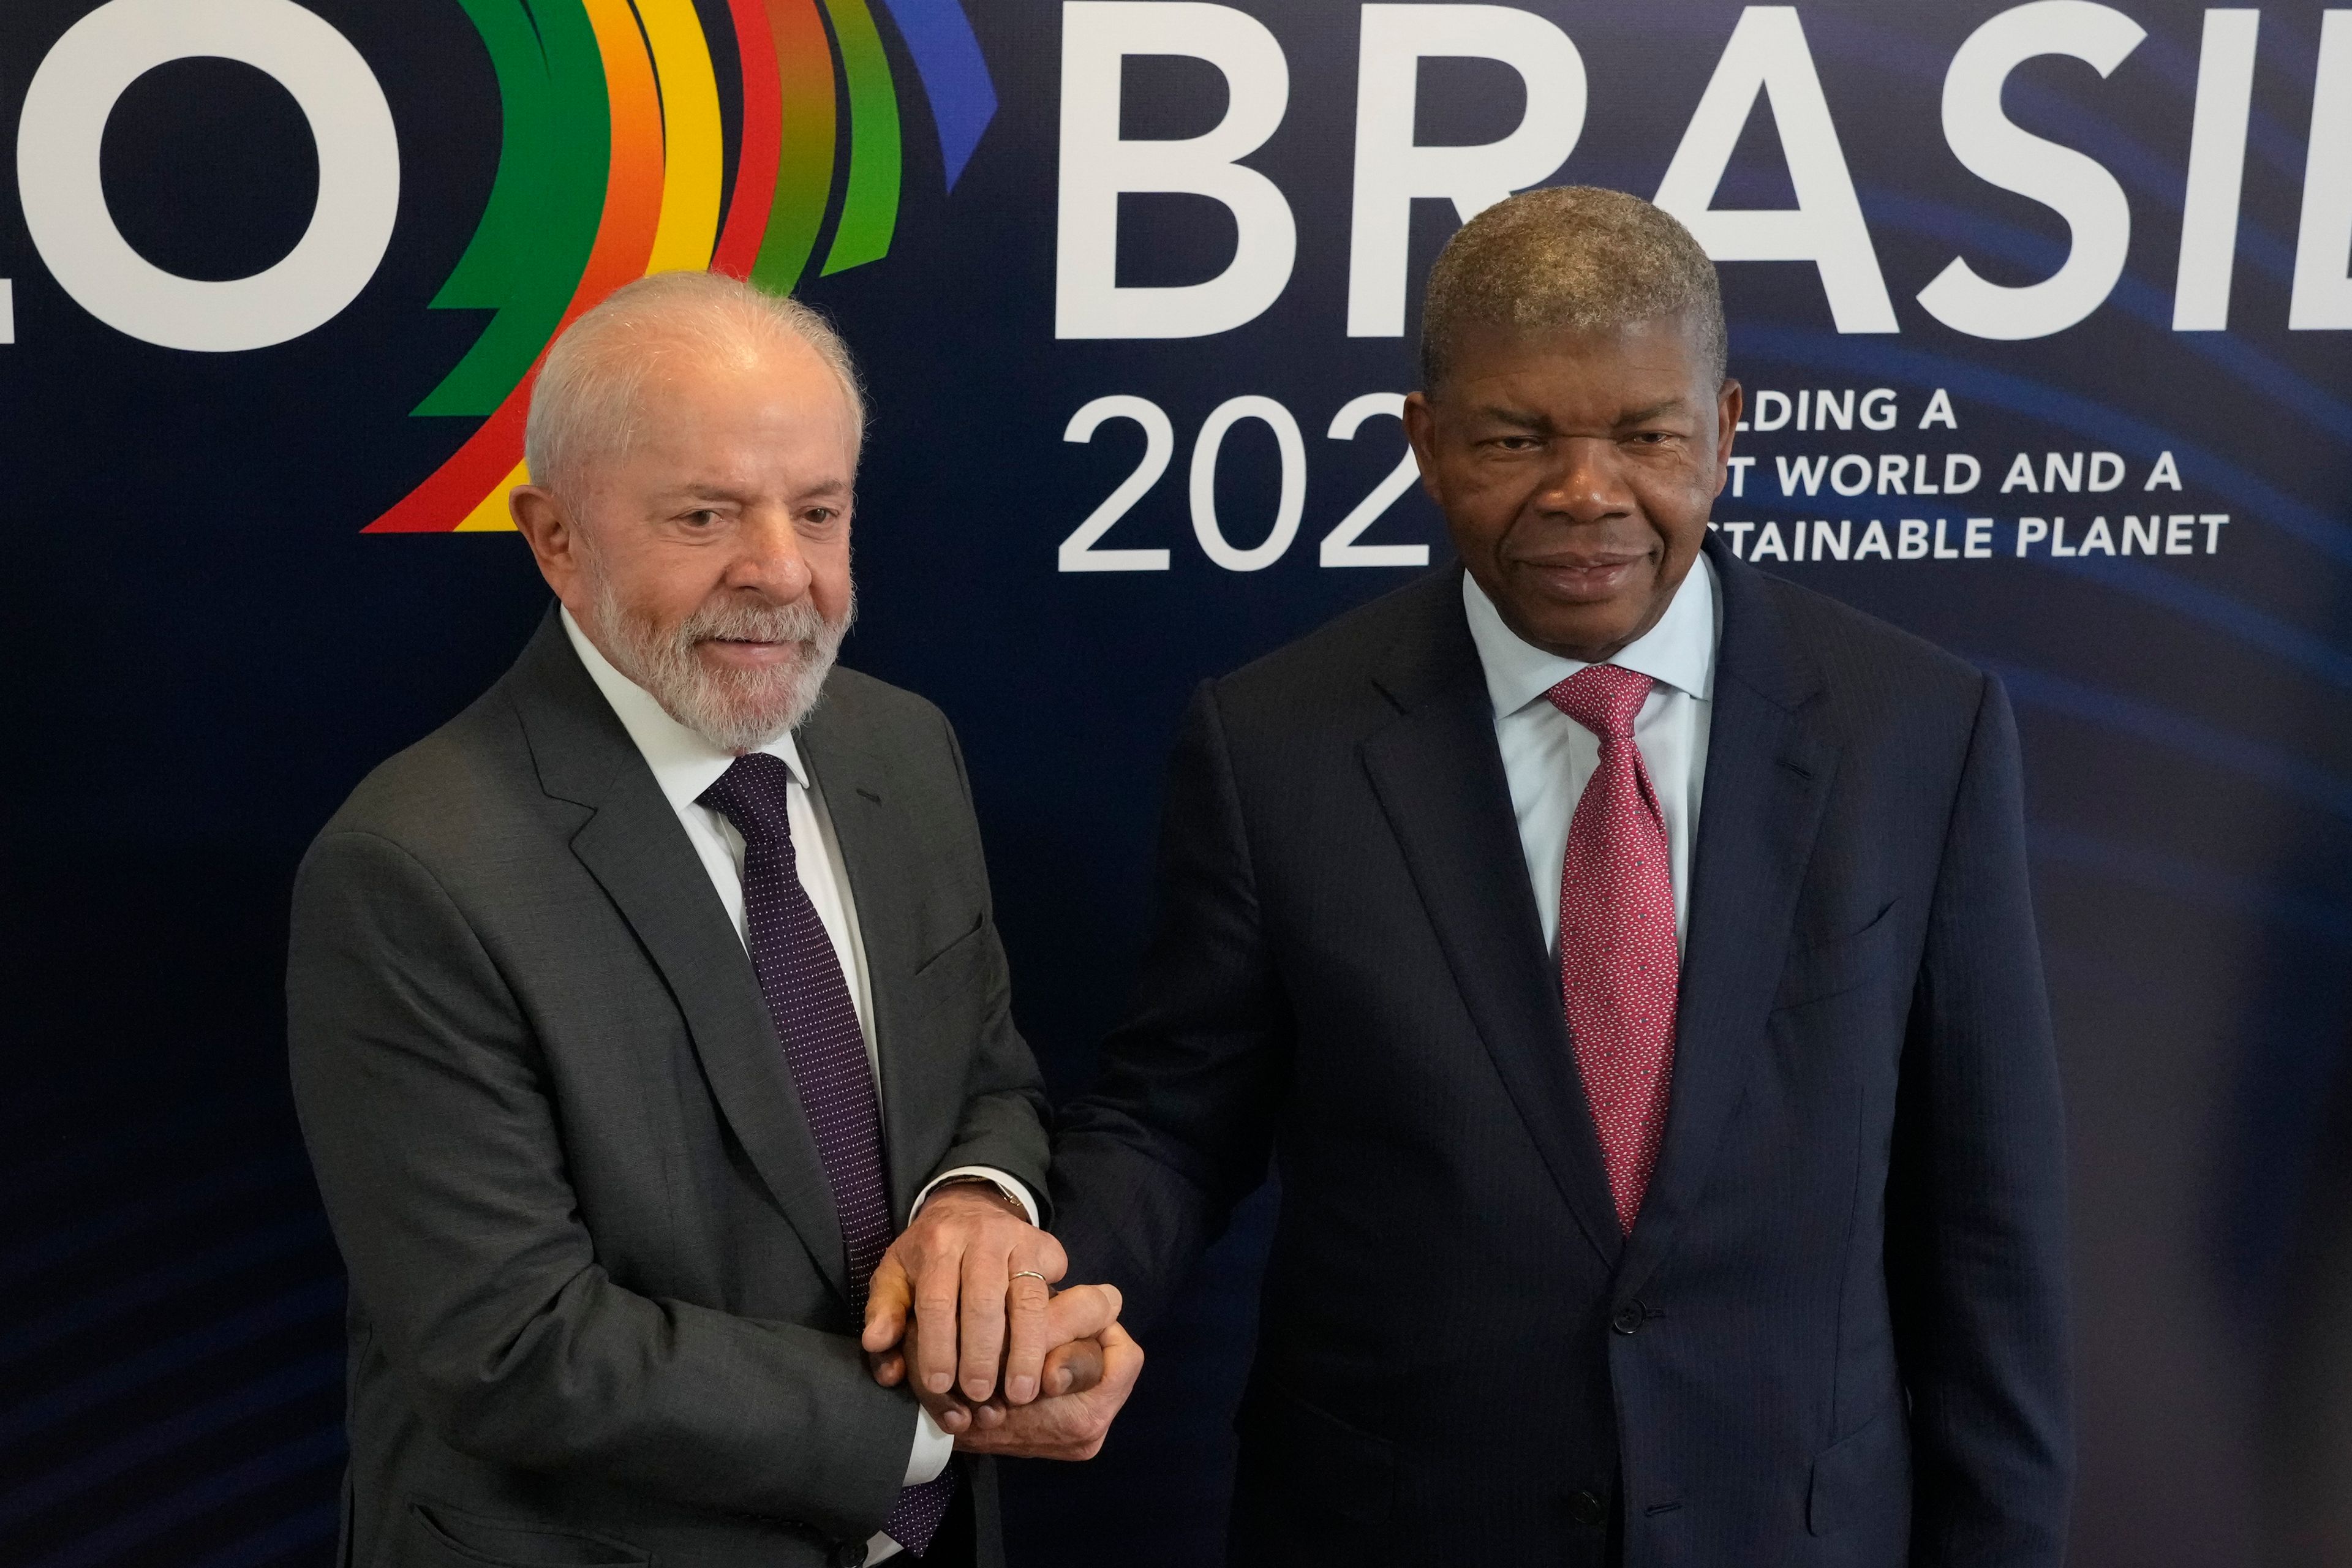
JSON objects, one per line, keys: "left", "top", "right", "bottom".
{"left": 525, "top": 270, "right": 866, "bottom": 499}
{"left": 1420, "top": 186, "right": 1727, "bottom": 392}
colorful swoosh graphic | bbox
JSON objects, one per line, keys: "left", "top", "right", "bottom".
{"left": 366, "top": 0, "right": 993, "bottom": 533}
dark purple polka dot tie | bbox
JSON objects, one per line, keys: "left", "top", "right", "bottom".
{"left": 699, "top": 754, "right": 957, "bottom": 1555}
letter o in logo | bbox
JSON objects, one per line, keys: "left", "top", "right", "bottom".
{"left": 17, "top": 0, "right": 400, "bottom": 352}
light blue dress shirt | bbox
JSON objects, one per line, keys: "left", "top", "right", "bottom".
{"left": 1460, "top": 553, "right": 1721, "bottom": 955}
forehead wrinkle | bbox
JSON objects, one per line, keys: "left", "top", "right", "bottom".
{"left": 627, "top": 358, "right": 857, "bottom": 460}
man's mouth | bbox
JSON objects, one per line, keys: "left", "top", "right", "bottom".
{"left": 1513, "top": 552, "right": 1652, "bottom": 600}
{"left": 698, "top": 636, "right": 807, "bottom": 666}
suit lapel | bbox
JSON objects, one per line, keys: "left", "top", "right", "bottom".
{"left": 1612, "top": 538, "right": 1836, "bottom": 1308}
{"left": 1360, "top": 573, "right": 1626, "bottom": 1271}
{"left": 793, "top": 692, "right": 938, "bottom": 1218}
{"left": 507, "top": 616, "right": 851, "bottom": 1300}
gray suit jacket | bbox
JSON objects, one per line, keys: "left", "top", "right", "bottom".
{"left": 288, "top": 612, "right": 1049, "bottom": 1568}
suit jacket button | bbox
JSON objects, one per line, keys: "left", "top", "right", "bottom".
{"left": 1611, "top": 1302, "right": 1646, "bottom": 1335}
{"left": 1568, "top": 1490, "right": 1608, "bottom": 1527}
{"left": 828, "top": 1543, "right": 869, "bottom": 1568}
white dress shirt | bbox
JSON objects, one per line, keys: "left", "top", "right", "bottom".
{"left": 1460, "top": 554, "right": 1721, "bottom": 954}
{"left": 563, "top": 611, "right": 1033, "bottom": 1561}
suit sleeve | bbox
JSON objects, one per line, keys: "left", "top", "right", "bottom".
{"left": 1048, "top": 681, "right": 1294, "bottom": 1327}
{"left": 287, "top": 828, "right": 912, "bottom": 1540}
{"left": 922, "top": 705, "right": 1054, "bottom": 1221}
{"left": 1888, "top": 673, "right": 2074, "bottom": 1567}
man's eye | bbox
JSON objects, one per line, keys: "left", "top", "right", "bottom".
{"left": 682, "top": 509, "right": 720, "bottom": 526}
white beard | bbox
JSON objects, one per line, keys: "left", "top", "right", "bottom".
{"left": 585, "top": 568, "right": 854, "bottom": 754}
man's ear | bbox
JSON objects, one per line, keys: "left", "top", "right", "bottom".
{"left": 510, "top": 485, "right": 582, "bottom": 602}
{"left": 1713, "top": 379, "right": 1744, "bottom": 496}
{"left": 1403, "top": 391, "right": 1441, "bottom": 502}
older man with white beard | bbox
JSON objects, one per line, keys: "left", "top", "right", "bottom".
{"left": 287, "top": 272, "right": 1138, "bottom": 1568}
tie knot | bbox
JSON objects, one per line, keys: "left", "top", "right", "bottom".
{"left": 697, "top": 752, "right": 797, "bottom": 845}
{"left": 1546, "top": 663, "right": 1654, "bottom": 741}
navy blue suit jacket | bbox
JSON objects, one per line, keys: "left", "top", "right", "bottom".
{"left": 1051, "top": 535, "right": 2071, "bottom": 1565}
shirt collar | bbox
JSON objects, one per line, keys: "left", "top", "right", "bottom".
{"left": 560, "top": 606, "right": 810, "bottom": 814}
{"left": 1461, "top": 550, "right": 1719, "bottom": 720}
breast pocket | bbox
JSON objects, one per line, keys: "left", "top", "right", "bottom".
{"left": 1773, "top": 899, "right": 1901, "bottom": 1012}
{"left": 908, "top": 914, "right": 989, "bottom": 1018}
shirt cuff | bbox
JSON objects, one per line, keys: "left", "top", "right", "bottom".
{"left": 905, "top": 1403, "right": 954, "bottom": 1486}
{"left": 913, "top": 1165, "right": 1040, "bottom": 1227}
{"left": 867, "top": 1406, "right": 952, "bottom": 1559}
{"left": 876, "top": 1175, "right": 1018, "bottom": 1562}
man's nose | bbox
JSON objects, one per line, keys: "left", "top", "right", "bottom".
{"left": 1536, "top": 438, "right": 1633, "bottom": 521}
{"left": 725, "top": 510, "right": 813, "bottom": 598}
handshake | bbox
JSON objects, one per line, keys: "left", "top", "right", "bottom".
{"left": 859, "top": 1180, "right": 1143, "bottom": 1459}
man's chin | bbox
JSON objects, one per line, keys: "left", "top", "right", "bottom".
{"left": 669, "top": 694, "right": 809, "bottom": 753}
{"left": 1514, "top": 601, "right": 1657, "bottom": 664}
{"left": 647, "top": 660, "right": 826, "bottom": 751}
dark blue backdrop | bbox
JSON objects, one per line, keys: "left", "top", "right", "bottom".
{"left": 4, "top": 1, "right": 2351, "bottom": 1564}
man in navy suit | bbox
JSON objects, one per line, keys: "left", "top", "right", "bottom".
{"left": 1047, "top": 187, "right": 2071, "bottom": 1564}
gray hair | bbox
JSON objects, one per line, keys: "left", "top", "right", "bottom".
{"left": 1420, "top": 186, "right": 1727, "bottom": 392}
{"left": 524, "top": 270, "right": 867, "bottom": 499}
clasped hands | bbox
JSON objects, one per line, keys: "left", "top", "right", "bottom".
{"left": 860, "top": 1183, "right": 1142, "bottom": 1459}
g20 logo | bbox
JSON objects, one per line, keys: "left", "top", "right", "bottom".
{"left": 6, "top": 0, "right": 995, "bottom": 532}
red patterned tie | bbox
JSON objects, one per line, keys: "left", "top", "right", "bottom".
{"left": 1547, "top": 665, "right": 1679, "bottom": 1235}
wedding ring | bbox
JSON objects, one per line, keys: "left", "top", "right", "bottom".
{"left": 1009, "top": 1270, "right": 1049, "bottom": 1284}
